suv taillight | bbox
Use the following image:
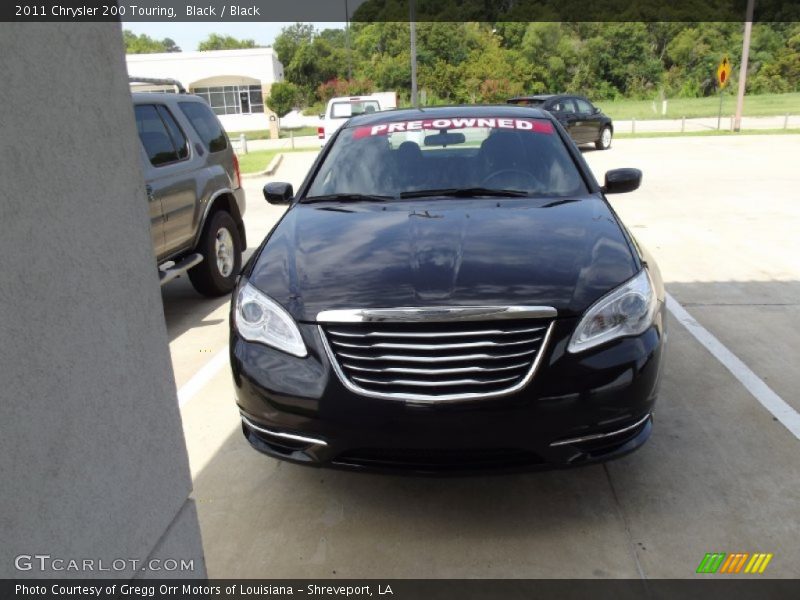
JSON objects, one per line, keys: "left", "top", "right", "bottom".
{"left": 317, "top": 127, "right": 325, "bottom": 140}
{"left": 232, "top": 152, "right": 241, "bottom": 189}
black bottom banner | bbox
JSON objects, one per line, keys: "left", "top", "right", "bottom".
{"left": 5, "top": 579, "right": 800, "bottom": 600}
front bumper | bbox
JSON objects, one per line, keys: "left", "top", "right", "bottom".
{"left": 230, "top": 306, "right": 666, "bottom": 474}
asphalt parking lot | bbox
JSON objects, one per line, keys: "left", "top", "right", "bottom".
{"left": 161, "top": 134, "right": 800, "bottom": 578}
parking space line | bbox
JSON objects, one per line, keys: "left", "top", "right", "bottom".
{"left": 666, "top": 292, "right": 800, "bottom": 440}
{"left": 177, "top": 348, "right": 229, "bottom": 408}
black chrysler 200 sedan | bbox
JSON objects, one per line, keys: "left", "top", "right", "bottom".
{"left": 229, "top": 105, "right": 666, "bottom": 474}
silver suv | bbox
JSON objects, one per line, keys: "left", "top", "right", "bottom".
{"left": 132, "top": 80, "right": 246, "bottom": 296}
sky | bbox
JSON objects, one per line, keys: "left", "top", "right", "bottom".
{"left": 122, "top": 22, "right": 345, "bottom": 52}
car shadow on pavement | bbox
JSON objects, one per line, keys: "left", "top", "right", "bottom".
{"left": 160, "top": 276, "right": 232, "bottom": 343}
{"left": 190, "top": 418, "right": 644, "bottom": 578}
{"left": 160, "top": 248, "right": 261, "bottom": 343}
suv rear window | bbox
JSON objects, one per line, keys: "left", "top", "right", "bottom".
{"left": 331, "top": 100, "right": 380, "bottom": 119}
{"left": 135, "top": 104, "right": 188, "bottom": 167}
{"left": 178, "top": 101, "right": 228, "bottom": 153}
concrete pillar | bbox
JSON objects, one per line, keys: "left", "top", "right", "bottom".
{"left": 0, "top": 23, "right": 205, "bottom": 578}
{"left": 269, "top": 112, "right": 280, "bottom": 139}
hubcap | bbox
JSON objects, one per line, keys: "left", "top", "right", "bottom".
{"left": 215, "top": 227, "right": 235, "bottom": 277}
{"left": 602, "top": 128, "right": 612, "bottom": 147}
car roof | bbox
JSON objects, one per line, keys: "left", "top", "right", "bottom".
{"left": 508, "top": 94, "right": 558, "bottom": 101}
{"left": 131, "top": 92, "right": 203, "bottom": 104}
{"left": 345, "top": 104, "right": 552, "bottom": 128}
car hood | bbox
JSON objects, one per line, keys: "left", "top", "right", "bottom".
{"left": 248, "top": 196, "right": 638, "bottom": 322}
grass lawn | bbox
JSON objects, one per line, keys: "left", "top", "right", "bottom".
{"left": 228, "top": 126, "right": 318, "bottom": 141}
{"left": 279, "top": 126, "right": 319, "bottom": 138}
{"left": 599, "top": 92, "right": 800, "bottom": 120}
{"left": 236, "top": 148, "right": 316, "bottom": 175}
{"left": 615, "top": 128, "right": 800, "bottom": 139}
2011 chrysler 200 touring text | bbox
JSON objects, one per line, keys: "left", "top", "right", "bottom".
{"left": 230, "top": 106, "right": 666, "bottom": 473}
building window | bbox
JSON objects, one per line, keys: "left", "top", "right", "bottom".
{"left": 193, "top": 84, "right": 264, "bottom": 116}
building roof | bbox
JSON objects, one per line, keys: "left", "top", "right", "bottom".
{"left": 125, "top": 47, "right": 278, "bottom": 62}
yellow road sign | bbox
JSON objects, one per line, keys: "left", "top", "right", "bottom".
{"left": 717, "top": 56, "right": 732, "bottom": 88}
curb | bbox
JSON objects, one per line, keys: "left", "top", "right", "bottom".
{"left": 242, "top": 153, "right": 283, "bottom": 179}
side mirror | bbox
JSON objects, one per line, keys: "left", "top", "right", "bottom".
{"left": 603, "top": 168, "right": 641, "bottom": 194}
{"left": 593, "top": 106, "right": 601, "bottom": 114}
{"left": 263, "top": 182, "right": 293, "bottom": 205}
{"left": 319, "top": 113, "right": 325, "bottom": 120}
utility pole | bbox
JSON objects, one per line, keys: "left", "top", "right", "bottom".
{"left": 734, "top": 0, "right": 755, "bottom": 132}
{"left": 345, "top": 0, "right": 352, "bottom": 80}
{"left": 410, "top": 0, "right": 418, "bottom": 107}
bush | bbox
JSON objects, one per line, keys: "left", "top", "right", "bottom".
{"left": 316, "top": 78, "right": 375, "bottom": 103}
{"left": 266, "top": 82, "right": 301, "bottom": 117}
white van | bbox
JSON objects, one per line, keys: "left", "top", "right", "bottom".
{"left": 317, "top": 93, "right": 397, "bottom": 143}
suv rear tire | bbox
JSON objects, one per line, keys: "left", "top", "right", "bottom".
{"left": 595, "top": 126, "right": 612, "bottom": 150}
{"left": 188, "top": 210, "right": 242, "bottom": 297}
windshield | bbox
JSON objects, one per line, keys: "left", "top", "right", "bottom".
{"left": 306, "top": 116, "right": 587, "bottom": 200}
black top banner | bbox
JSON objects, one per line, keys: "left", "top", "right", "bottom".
{"left": 4, "top": 0, "right": 800, "bottom": 22}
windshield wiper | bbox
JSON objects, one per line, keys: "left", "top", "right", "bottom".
{"left": 400, "top": 187, "right": 531, "bottom": 199}
{"left": 302, "top": 193, "right": 394, "bottom": 204}
{"left": 540, "top": 198, "right": 581, "bottom": 208}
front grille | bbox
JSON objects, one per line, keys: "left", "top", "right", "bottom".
{"left": 333, "top": 447, "right": 544, "bottom": 471}
{"left": 319, "top": 316, "right": 554, "bottom": 403}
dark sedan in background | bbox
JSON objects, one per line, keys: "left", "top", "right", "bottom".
{"left": 230, "top": 105, "right": 665, "bottom": 474}
{"left": 508, "top": 94, "right": 614, "bottom": 150}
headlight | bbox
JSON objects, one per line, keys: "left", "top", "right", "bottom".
{"left": 568, "top": 269, "right": 658, "bottom": 353}
{"left": 234, "top": 281, "right": 307, "bottom": 357}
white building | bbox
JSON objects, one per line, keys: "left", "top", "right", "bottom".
{"left": 126, "top": 48, "right": 284, "bottom": 133}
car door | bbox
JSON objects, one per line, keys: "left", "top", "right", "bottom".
{"left": 548, "top": 97, "right": 580, "bottom": 142}
{"left": 134, "top": 104, "right": 197, "bottom": 259}
{"left": 574, "top": 97, "right": 601, "bottom": 143}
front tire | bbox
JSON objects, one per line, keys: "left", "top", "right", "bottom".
{"left": 188, "top": 211, "right": 242, "bottom": 297}
{"left": 595, "top": 126, "right": 612, "bottom": 150}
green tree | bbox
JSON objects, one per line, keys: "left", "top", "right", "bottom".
{"left": 123, "top": 30, "right": 181, "bottom": 54}
{"left": 272, "top": 21, "right": 800, "bottom": 107}
{"left": 273, "top": 23, "right": 316, "bottom": 67}
{"left": 749, "top": 23, "right": 800, "bottom": 93}
{"left": 198, "top": 34, "right": 258, "bottom": 51}
{"left": 266, "top": 82, "right": 301, "bottom": 116}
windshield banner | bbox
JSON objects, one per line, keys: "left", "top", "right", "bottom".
{"left": 353, "top": 118, "right": 554, "bottom": 139}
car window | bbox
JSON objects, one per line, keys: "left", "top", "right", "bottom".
{"left": 156, "top": 105, "right": 189, "bottom": 160}
{"left": 331, "top": 100, "right": 380, "bottom": 119}
{"left": 575, "top": 99, "right": 594, "bottom": 115}
{"left": 135, "top": 105, "right": 182, "bottom": 167}
{"left": 550, "top": 98, "right": 576, "bottom": 113}
{"left": 178, "top": 101, "right": 228, "bottom": 153}
{"left": 306, "top": 116, "right": 587, "bottom": 199}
